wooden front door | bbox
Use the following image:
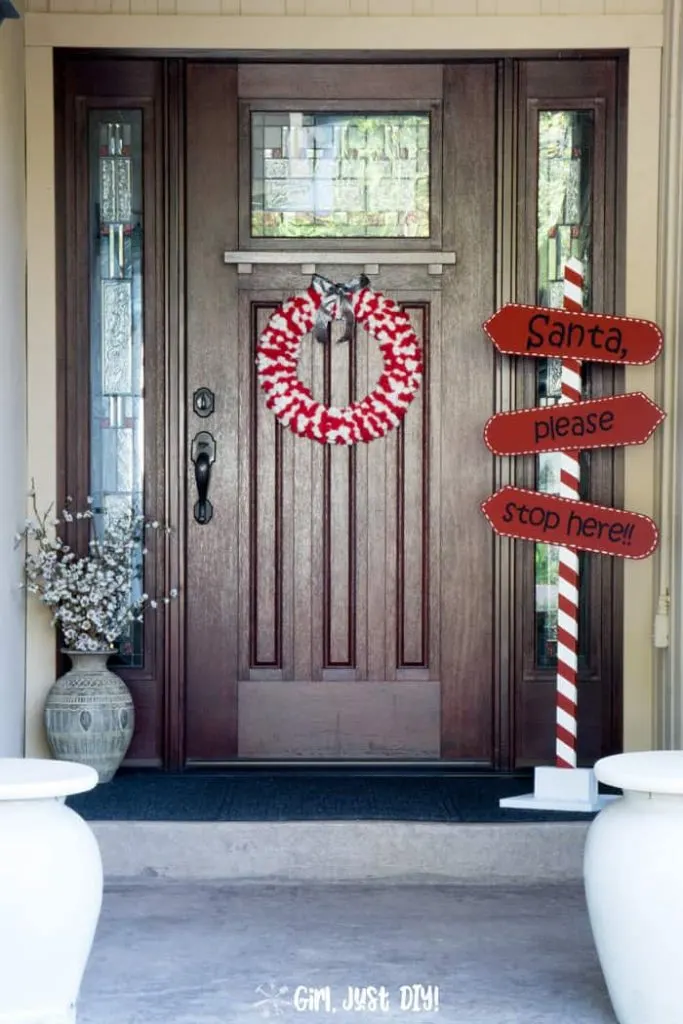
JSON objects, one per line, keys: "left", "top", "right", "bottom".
{"left": 183, "top": 63, "right": 496, "bottom": 763}
{"left": 56, "top": 55, "right": 624, "bottom": 769}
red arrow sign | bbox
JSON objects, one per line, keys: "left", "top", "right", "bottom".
{"left": 484, "top": 392, "right": 665, "bottom": 457}
{"left": 483, "top": 304, "right": 663, "bottom": 365}
{"left": 481, "top": 486, "right": 659, "bottom": 560}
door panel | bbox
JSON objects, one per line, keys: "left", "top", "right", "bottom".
{"left": 235, "top": 275, "right": 441, "bottom": 757}
{"left": 439, "top": 64, "right": 496, "bottom": 761}
{"left": 184, "top": 62, "right": 496, "bottom": 763}
{"left": 185, "top": 63, "right": 240, "bottom": 761}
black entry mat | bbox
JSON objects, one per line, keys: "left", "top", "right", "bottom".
{"left": 66, "top": 769, "right": 604, "bottom": 822}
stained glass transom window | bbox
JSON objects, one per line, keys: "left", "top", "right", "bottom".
{"left": 250, "top": 111, "right": 431, "bottom": 238}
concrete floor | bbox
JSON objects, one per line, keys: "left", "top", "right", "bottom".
{"left": 77, "top": 883, "right": 616, "bottom": 1024}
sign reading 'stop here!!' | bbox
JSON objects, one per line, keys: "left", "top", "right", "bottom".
{"left": 481, "top": 486, "right": 659, "bottom": 560}
{"left": 483, "top": 303, "right": 663, "bottom": 365}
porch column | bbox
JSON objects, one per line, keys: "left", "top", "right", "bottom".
{"left": 0, "top": 5, "right": 26, "bottom": 756}
{"left": 24, "top": 43, "right": 55, "bottom": 758}
{"left": 657, "top": 0, "right": 683, "bottom": 749}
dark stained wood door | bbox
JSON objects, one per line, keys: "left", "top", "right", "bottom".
{"left": 55, "top": 54, "right": 624, "bottom": 770}
{"left": 183, "top": 62, "right": 497, "bottom": 763}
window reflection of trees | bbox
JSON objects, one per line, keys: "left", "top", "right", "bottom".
{"left": 534, "top": 110, "right": 594, "bottom": 670}
{"left": 251, "top": 111, "right": 430, "bottom": 239}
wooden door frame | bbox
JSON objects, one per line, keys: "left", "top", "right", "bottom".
{"left": 511, "top": 58, "right": 626, "bottom": 766}
{"left": 55, "top": 51, "right": 627, "bottom": 771}
{"left": 55, "top": 54, "right": 172, "bottom": 767}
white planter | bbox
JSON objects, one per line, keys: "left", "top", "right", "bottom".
{"left": 584, "top": 751, "right": 683, "bottom": 1024}
{"left": 0, "top": 758, "right": 102, "bottom": 1024}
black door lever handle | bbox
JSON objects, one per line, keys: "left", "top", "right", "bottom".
{"left": 191, "top": 431, "right": 216, "bottom": 525}
{"left": 194, "top": 452, "right": 212, "bottom": 524}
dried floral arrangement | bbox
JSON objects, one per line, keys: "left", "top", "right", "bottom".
{"left": 17, "top": 485, "right": 177, "bottom": 653}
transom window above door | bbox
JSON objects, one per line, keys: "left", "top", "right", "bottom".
{"left": 249, "top": 111, "right": 431, "bottom": 240}
{"left": 239, "top": 95, "right": 443, "bottom": 250}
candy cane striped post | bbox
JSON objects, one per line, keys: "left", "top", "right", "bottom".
{"left": 555, "top": 257, "right": 584, "bottom": 769}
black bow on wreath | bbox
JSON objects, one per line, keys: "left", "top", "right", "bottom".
{"left": 311, "top": 273, "right": 370, "bottom": 345}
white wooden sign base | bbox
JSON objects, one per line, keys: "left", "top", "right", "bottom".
{"left": 500, "top": 766, "right": 617, "bottom": 813}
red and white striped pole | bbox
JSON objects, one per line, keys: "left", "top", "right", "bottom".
{"left": 555, "top": 256, "right": 584, "bottom": 769}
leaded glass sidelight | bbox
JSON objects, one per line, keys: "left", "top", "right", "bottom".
{"left": 250, "top": 111, "right": 431, "bottom": 238}
{"left": 534, "top": 110, "right": 594, "bottom": 670}
{"left": 89, "top": 112, "right": 144, "bottom": 668}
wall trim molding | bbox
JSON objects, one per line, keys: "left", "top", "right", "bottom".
{"left": 24, "top": 13, "right": 663, "bottom": 52}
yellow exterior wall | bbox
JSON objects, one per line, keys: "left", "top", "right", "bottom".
{"left": 22, "top": 4, "right": 666, "bottom": 758}
{"left": 0, "top": 3, "right": 27, "bottom": 757}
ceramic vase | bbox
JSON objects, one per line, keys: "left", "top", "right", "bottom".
{"left": 0, "top": 758, "right": 103, "bottom": 1024}
{"left": 44, "top": 650, "right": 135, "bottom": 783}
{"left": 584, "top": 751, "right": 683, "bottom": 1024}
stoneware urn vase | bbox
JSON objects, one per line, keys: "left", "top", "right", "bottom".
{"left": 44, "top": 649, "right": 135, "bottom": 783}
{"left": 0, "top": 757, "right": 103, "bottom": 1024}
{"left": 584, "top": 750, "right": 683, "bottom": 1024}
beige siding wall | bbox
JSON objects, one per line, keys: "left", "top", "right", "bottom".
{"left": 25, "top": 0, "right": 664, "bottom": 13}
{"left": 0, "top": 5, "right": 27, "bottom": 756}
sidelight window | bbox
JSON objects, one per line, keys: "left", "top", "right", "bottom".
{"left": 88, "top": 111, "right": 145, "bottom": 667}
{"left": 534, "top": 110, "right": 594, "bottom": 671}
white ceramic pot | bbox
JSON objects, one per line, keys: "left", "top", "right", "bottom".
{"left": 0, "top": 758, "right": 102, "bottom": 1024}
{"left": 584, "top": 751, "right": 683, "bottom": 1024}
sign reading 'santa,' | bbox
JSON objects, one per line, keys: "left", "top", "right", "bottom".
{"left": 483, "top": 304, "right": 663, "bottom": 365}
{"left": 481, "top": 486, "right": 659, "bottom": 560}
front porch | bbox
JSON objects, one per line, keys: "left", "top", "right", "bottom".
{"left": 79, "top": 880, "right": 614, "bottom": 1023}
{"left": 70, "top": 771, "right": 607, "bottom": 1021}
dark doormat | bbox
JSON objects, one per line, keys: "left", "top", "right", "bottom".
{"left": 66, "top": 768, "right": 605, "bottom": 822}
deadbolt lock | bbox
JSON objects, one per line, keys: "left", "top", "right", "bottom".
{"left": 193, "top": 387, "right": 215, "bottom": 418}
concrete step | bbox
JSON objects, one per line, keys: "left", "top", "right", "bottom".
{"left": 91, "top": 820, "right": 590, "bottom": 884}
{"left": 80, "top": 882, "right": 611, "bottom": 1024}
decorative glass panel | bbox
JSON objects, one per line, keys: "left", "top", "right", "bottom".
{"left": 251, "top": 111, "right": 430, "bottom": 238}
{"left": 534, "top": 110, "right": 594, "bottom": 670}
{"left": 89, "top": 111, "right": 145, "bottom": 668}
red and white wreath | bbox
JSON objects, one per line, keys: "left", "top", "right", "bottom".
{"left": 256, "top": 275, "right": 423, "bottom": 445}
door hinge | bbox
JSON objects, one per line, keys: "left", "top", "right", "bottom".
{"left": 654, "top": 594, "right": 670, "bottom": 649}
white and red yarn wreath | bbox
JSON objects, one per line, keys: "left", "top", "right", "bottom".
{"left": 256, "top": 280, "right": 424, "bottom": 445}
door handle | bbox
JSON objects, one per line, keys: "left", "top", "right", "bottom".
{"left": 194, "top": 452, "right": 212, "bottom": 525}
{"left": 191, "top": 431, "right": 216, "bottom": 525}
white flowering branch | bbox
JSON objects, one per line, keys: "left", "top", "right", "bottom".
{"left": 16, "top": 484, "right": 178, "bottom": 653}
